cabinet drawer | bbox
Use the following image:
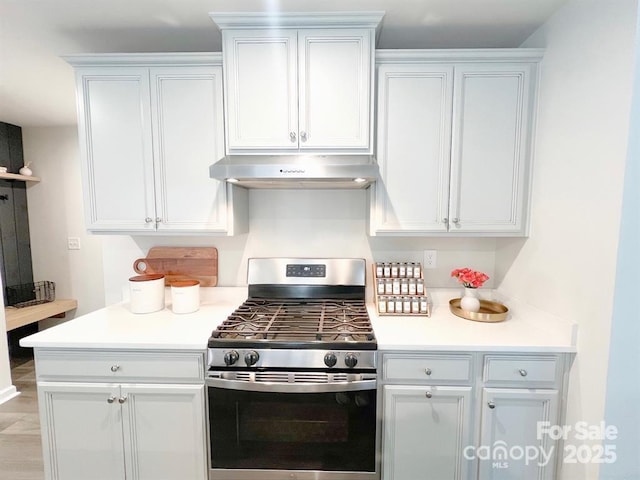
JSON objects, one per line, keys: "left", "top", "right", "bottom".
{"left": 483, "top": 355, "right": 561, "bottom": 387}
{"left": 383, "top": 354, "right": 473, "bottom": 384}
{"left": 35, "top": 349, "right": 204, "bottom": 383}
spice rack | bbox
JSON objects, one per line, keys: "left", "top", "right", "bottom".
{"left": 373, "top": 262, "right": 430, "bottom": 316}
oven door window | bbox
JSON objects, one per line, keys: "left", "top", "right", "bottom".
{"left": 208, "top": 387, "right": 376, "bottom": 472}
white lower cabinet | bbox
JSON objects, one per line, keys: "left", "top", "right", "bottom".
{"left": 380, "top": 352, "right": 570, "bottom": 480}
{"left": 478, "top": 388, "right": 559, "bottom": 480}
{"left": 381, "top": 353, "right": 474, "bottom": 480}
{"left": 383, "top": 385, "right": 472, "bottom": 480}
{"left": 34, "top": 350, "right": 207, "bottom": 480}
{"left": 38, "top": 383, "right": 126, "bottom": 480}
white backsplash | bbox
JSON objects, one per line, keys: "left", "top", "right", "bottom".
{"left": 102, "top": 189, "right": 497, "bottom": 305}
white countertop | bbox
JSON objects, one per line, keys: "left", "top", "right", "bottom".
{"left": 20, "top": 287, "right": 576, "bottom": 353}
{"left": 370, "top": 290, "right": 577, "bottom": 352}
{"left": 20, "top": 287, "right": 248, "bottom": 351}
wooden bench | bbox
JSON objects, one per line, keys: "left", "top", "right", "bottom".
{"left": 5, "top": 299, "right": 78, "bottom": 332}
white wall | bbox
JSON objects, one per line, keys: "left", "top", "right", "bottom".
{"left": 600, "top": 5, "right": 640, "bottom": 478}
{"left": 496, "top": 0, "right": 637, "bottom": 478}
{"left": 22, "top": 126, "right": 105, "bottom": 319}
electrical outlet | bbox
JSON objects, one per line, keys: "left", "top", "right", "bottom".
{"left": 67, "top": 237, "right": 81, "bottom": 250}
{"left": 424, "top": 250, "right": 437, "bottom": 269}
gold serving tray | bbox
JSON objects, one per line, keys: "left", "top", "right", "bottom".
{"left": 449, "top": 298, "right": 509, "bottom": 323}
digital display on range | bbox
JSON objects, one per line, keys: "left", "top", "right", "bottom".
{"left": 286, "top": 264, "right": 326, "bottom": 278}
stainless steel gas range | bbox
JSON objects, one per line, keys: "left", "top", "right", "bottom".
{"left": 206, "top": 258, "right": 379, "bottom": 480}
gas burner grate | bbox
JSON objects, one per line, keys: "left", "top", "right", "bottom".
{"left": 210, "top": 298, "right": 375, "bottom": 344}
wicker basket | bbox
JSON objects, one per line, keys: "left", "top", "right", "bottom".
{"left": 5, "top": 281, "right": 56, "bottom": 308}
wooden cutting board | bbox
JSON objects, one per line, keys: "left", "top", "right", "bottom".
{"left": 133, "top": 247, "right": 218, "bottom": 287}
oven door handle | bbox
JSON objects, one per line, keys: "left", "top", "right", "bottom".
{"left": 205, "top": 377, "right": 377, "bottom": 393}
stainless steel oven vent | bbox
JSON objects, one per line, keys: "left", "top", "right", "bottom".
{"left": 210, "top": 154, "right": 379, "bottom": 189}
{"left": 217, "top": 371, "right": 356, "bottom": 384}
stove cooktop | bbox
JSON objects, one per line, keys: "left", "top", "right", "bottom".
{"left": 208, "top": 298, "right": 376, "bottom": 350}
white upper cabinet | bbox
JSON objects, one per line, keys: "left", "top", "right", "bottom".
{"left": 297, "top": 29, "right": 372, "bottom": 150}
{"left": 374, "top": 64, "right": 454, "bottom": 233}
{"left": 74, "top": 66, "right": 155, "bottom": 231}
{"left": 222, "top": 30, "right": 298, "bottom": 150}
{"left": 149, "top": 66, "right": 232, "bottom": 232}
{"left": 371, "top": 50, "right": 542, "bottom": 236}
{"left": 212, "top": 12, "right": 382, "bottom": 154}
{"left": 66, "top": 54, "right": 248, "bottom": 235}
{"left": 450, "top": 64, "right": 534, "bottom": 234}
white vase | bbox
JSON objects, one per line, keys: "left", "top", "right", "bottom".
{"left": 460, "top": 287, "right": 481, "bottom": 313}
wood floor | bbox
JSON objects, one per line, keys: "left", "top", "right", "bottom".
{"left": 0, "top": 358, "right": 44, "bottom": 480}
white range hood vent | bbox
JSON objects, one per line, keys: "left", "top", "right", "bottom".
{"left": 209, "top": 155, "right": 379, "bottom": 189}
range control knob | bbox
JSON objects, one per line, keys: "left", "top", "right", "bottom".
{"left": 344, "top": 353, "right": 358, "bottom": 368}
{"left": 244, "top": 350, "right": 260, "bottom": 366}
{"left": 224, "top": 350, "right": 239, "bottom": 366}
{"left": 324, "top": 352, "right": 338, "bottom": 368}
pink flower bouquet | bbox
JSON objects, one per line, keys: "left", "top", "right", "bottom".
{"left": 451, "top": 268, "right": 489, "bottom": 289}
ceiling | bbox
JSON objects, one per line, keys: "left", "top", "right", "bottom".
{"left": 0, "top": 0, "right": 567, "bottom": 127}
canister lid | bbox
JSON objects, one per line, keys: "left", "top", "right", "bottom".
{"left": 129, "top": 274, "right": 165, "bottom": 282}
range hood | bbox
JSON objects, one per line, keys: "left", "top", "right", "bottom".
{"left": 209, "top": 155, "right": 379, "bottom": 189}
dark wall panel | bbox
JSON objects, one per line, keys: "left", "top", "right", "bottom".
{"left": 0, "top": 122, "right": 34, "bottom": 304}
{"left": 7, "top": 125, "right": 24, "bottom": 171}
{"left": 0, "top": 123, "right": 9, "bottom": 166}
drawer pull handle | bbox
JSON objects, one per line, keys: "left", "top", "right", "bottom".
{"left": 519, "top": 369, "right": 528, "bottom": 377}
{"left": 118, "top": 395, "right": 128, "bottom": 404}
{"left": 110, "top": 365, "right": 120, "bottom": 372}
{"left": 488, "top": 401, "right": 496, "bottom": 409}
{"left": 425, "top": 391, "right": 432, "bottom": 399}
{"left": 107, "top": 395, "right": 117, "bottom": 404}
{"left": 425, "top": 368, "right": 432, "bottom": 376}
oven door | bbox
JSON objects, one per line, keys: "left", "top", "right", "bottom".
{"left": 206, "top": 372, "right": 378, "bottom": 480}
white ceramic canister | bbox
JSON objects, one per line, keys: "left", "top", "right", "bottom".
{"left": 129, "top": 274, "right": 165, "bottom": 314}
{"left": 171, "top": 279, "right": 200, "bottom": 314}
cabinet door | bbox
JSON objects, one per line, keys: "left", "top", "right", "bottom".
{"left": 121, "top": 384, "right": 207, "bottom": 480}
{"left": 372, "top": 65, "right": 453, "bottom": 234}
{"left": 38, "top": 382, "right": 126, "bottom": 480}
{"left": 383, "top": 385, "right": 472, "bottom": 480}
{"left": 298, "top": 29, "right": 373, "bottom": 151}
{"left": 478, "top": 388, "right": 558, "bottom": 480}
{"left": 75, "top": 67, "right": 156, "bottom": 232}
{"left": 449, "top": 64, "right": 534, "bottom": 234}
{"left": 149, "top": 66, "right": 229, "bottom": 232}
{"left": 222, "top": 30, "right": 298, "bottom": 151}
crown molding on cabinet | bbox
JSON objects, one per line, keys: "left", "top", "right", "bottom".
{"left": 375, "top": 48, "right": 545, "bottom": 64}
{"left": 63, "top": 52, "right": 222, "bottom": 67}
{"left": 209, "top": 11, "right": 385, "bottom": 31}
